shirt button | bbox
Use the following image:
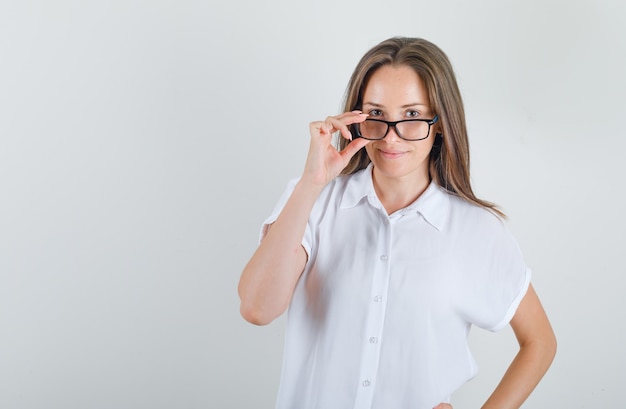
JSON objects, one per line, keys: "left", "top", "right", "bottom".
{"left": 373, "top": 295, "right": 382, "bottom": 303}
{"left": 380, "top": 255, "right": 388, "bottom": 261}
{"left": 369, "top": 337, "right": 378, "bottom": 344}
{"left": 362, "top": 380, "right": 371, "bottom": 387}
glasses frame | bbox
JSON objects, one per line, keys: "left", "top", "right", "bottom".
{"left": 355, "top": 115, "right": 439, "bottom": 141}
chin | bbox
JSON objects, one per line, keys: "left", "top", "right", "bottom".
{"left": 370, "top": 157, "right": 429, "bottom": 181}
{"left": 372, "top": 161, "right": 411, "bottom": 178}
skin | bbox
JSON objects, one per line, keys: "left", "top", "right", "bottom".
{"left": 362, "top": 64, "right": 438, "bottom": 214}
{"left": 238, "top": 64, "right": 556, "bottom": 409}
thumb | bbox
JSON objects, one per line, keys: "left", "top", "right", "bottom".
{"left": 339, "top": 138, "right": 370, "bottom": 162}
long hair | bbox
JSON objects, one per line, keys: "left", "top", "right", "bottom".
{"left": 337, "top": 37, "right": 504, "bottom": 218}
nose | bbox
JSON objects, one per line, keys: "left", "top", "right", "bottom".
{"left": 384, "top": 124, "right": 402, "bottom": 141}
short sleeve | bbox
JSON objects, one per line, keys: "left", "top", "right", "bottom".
{"left": 461, "top": 219, "right": 532, "bottom": 332}
{"left": 489, "top": 266, "right": 531, "bottom": 331}
{"left": 259, "top": 177, "right": 313, "bottom": 258}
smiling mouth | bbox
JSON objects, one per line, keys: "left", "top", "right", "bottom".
{"left": 379, "top": 149, "right": 406, "bottom": 159}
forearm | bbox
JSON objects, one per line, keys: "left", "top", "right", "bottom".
{"left": 238, "top": 180, "right": 322, "bottom": 325}
{"left": 481, "top": 339, "right": 556, "bottom": 408}
{"left": 482, "top": 284, "right": 557, "bottom": 408}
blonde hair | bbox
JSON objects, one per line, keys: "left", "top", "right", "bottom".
{"left": 337, "top": 37, "right": 504, "bottom": 218}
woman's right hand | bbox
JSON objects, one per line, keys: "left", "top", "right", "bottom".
{"left": 301, "top": 110, "right": 370, "bottom": 189}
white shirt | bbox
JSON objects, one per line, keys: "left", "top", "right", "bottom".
{"left": 261, "top": 164, "right": 531, "bottom": 409}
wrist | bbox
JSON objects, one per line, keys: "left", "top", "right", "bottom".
{"left": 294, "top": 177, "right": 326, "bottom": 201}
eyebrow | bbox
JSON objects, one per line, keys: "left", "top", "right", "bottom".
{"left": 362, "top": 102, "right": 429, "bottom": 108}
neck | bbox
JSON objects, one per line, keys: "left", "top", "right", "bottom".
{"left": 372, "top": 168, "right": 431, "bottom": 215}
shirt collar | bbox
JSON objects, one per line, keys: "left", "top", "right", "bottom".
{"left": 339, "top": 163, "right": 450, "bottom": 231}
{"left": 339, "top": 163, "right": 377, "bottom": 210}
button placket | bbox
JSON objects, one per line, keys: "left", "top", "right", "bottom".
{"left": 352, "top": 217, "right": 393, "bottom": 409}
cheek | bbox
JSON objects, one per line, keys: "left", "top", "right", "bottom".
{"left": 424, "top": 138, "right": 436, "bottom": 152}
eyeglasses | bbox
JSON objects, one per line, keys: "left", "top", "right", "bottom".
{"left": 354, "top": 115, "right": 439, "bottom": 141}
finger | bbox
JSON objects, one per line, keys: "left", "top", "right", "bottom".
{"left": 326, "top": 113, "right": 368, "bottom": 141}
{"left": 336, "top": 111, "right": 369, "bottom": 125}
{"left": 321, "top": 120, "right": 334, "bottom": 136}
{"left": 309, "top": 121, "right": 331, "bottom": 139}
{"left": 316, "top": 111, "right": 367, "bottom": 129}
{"left": 309, "top": 121, "right": 322, "bottom": 133}
{"left": 319, "top": 116, "right": 346, "bottom": 141}
{"left": 310, "top": 112, "right": 368, "bottom": 142}
{"left": 339, "top": 137, "right": 370, "bottom": 162}
{"left": 335, "top": 110, "right": 363, "bottom": 119}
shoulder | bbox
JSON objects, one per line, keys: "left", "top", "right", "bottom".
{"left": 442, "top": 188, "right": 510, "bottom": 239}
{"left": 441, "top": 190, "right": 526, "bottom": 274}
{"left": 316, "top": 168, "right": 369, "bottom": 207}
{"left": 277, "top": 170, "right": 363, "bottom": 215}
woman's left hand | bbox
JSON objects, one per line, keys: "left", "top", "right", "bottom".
{"left": 433, "top": 404, "right": 453, "bottom": 409}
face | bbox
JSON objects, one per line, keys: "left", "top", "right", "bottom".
{"left": 362, "top": 64, "right": 438, "bottom": 185}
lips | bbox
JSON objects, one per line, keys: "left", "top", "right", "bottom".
{"left": 379, "top": 148, "right": 406, "bottom": 159}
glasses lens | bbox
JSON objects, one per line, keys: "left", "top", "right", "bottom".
{"left": 359, "top": 120, "right": 387, "bottom": 140}
{"left": 396, "top": 121, "right": 429, "bottom": 140}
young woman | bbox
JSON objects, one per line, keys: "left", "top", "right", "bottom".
{"left": 238, "top": 37, "right": 556, "bottom": 409}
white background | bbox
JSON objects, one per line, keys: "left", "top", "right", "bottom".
{"left": 1, "top": 0, "right": 625, "bottom": 408}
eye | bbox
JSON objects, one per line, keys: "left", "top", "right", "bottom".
{"left": 368, "top": 109, "right": 383, "bottom": 117}
{"left": 405, "top": 110, "right": 420, "bottom": 118}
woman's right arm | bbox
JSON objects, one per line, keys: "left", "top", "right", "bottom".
{"left": 237, "top": 179, "right": 320, "bottom": 326}
{"left": 238, "top": 111, "right": 370, "bottom": 325}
